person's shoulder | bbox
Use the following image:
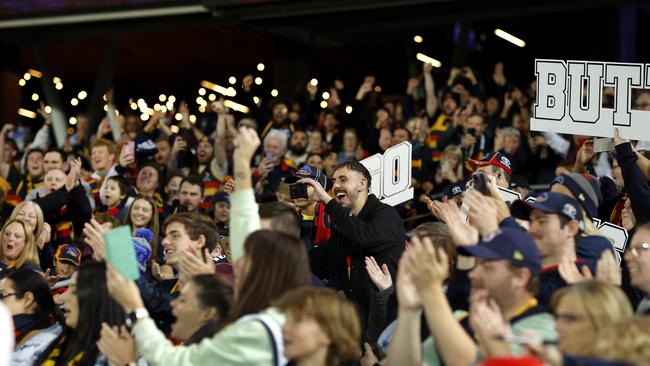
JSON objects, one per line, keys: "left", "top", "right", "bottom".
{"left": 13, "top": 323, "right": 62, "bottom": 366}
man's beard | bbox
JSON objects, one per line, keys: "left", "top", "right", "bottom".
{"left": 290, "top": 144, "right": 307, "bottom": 155}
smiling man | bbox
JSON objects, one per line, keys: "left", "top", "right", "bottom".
{"left": 137, "top": 211, "right": 219, "bottom": 333}
{"left": 300, "top": 160, "right": 405, "bottom": 336}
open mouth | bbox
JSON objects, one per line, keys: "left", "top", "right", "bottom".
{"left": 5, "top": 244, "right": 14, "bottom": 252}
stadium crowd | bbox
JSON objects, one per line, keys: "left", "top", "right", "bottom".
{"left": 0, "top": 60, "right": 650, "bottom": 366}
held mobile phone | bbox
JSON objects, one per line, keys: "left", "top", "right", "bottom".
{"left": 467, "top": 128, "right": 477, "bottom": 136}
{"left": 266, "top": 152, "right": 273, "bottom": 161}
{"left": 472, "top": 172, "right": 490, "bottom": 196}
{"left": 593, "top": 137, "right": 614, "bottom": 153}
{"left": 289, "top": 183, "right": 308, "bottom": 199}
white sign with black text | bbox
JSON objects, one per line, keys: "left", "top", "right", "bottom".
{"left": 532, "top": 59, "right": 650, "bottom": 140}
{"left": 360, "top": 141, "right": 414, "bottom": 206}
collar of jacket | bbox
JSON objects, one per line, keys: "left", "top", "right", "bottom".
{"left": 356, "top": 193, "right": 381, "bottom": 220}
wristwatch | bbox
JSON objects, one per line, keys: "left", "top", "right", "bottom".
{"left": 125, "top": 308, "right": 149, "bottom": 332}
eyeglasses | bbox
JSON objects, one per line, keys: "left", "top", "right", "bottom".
{"left": 555, "top": 313, "right": 588, "bottom": 324}
{"left": 0, "top": 292, "right": 16, "bottom": 300}
{"left": 630, "top": 242, "right": 650, "bottom": 257}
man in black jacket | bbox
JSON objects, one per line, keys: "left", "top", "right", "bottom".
{"left": 300, "top": 160, "right": 405, "bottom": 335}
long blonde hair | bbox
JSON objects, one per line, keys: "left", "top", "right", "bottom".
{"left": 0, "top": 219, "right": 39, "bottom": 268}
{"left": 9, "top": 201, "right": 45, "bottom": 239}
{"left": 591, "top": 316, "right": 650, "bottom": 364}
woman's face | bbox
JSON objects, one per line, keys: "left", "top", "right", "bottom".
{"left": 555, "top": 292, "right": 596, "bottom": 354}
{"left": 170, "top": 281, "right": 214, "bottom": 341}
{"left": 61, "top": 272, "right": 80, "bottom": 328}
{"left": 130, "top": 199, "right": 153, "bottom": 229}
{"left": 442, "top": 152, "right": 460, "bottom": 168}
{"left": 282, "top": 313, "right": 330, "bottom": 361}
{"left": 16, "top": 204, "right": 38, "bottom": 231}
{"left": 0, "top": 278, "right": 32, "bottom": 315}
{"left": 2, "top": 222, "right": 26, "bottom": 262}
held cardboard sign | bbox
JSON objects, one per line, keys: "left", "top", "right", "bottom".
{"left": 360, "top": 141, "right": 414, "bottom": 206}
{"left": 532, "top": 59, "right": 650, "bottom": 140}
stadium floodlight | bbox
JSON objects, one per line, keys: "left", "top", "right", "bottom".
{"left": 494, "top": 29, "right": 526, "bottom": 48}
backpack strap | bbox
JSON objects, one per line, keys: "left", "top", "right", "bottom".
{"left": 238, "top": 313, "right": 287, "bottom": 366}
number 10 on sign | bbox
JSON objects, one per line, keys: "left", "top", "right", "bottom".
{"left": 360, "top": 141, "right": 414, "bottom": 206}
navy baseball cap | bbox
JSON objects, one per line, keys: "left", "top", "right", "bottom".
{"left": 458, "top": 228, "right": 541, "bottom": 275}
{"left": 443, "top": 182, "right": 465, "bottom": 200}
{"left": 466, "top": 151, "right": 513, "bottom": 175}
{"left": 284, "top": 165, "right": 327, "bottom": 189}
{"left": 511, "top": 192, "right": 584, "bottom": 231}
{"left": 211, "top": 191, "right": 230, "bottom": 204}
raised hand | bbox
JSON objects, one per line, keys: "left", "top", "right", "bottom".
{"left": 83, "top": 219, "right": 107, "bottom": 261}
{"left": 0, "top": 123, "right": 13, "bottom": 137}
{"left": 35, "top": 222, "right": 51, "bottom": 250}
{"left": 211, "top": 100, "right": 227, "bottom": 115}
{"left": 595, "top": 250, "right": 622, "bottom": 286}
{"left": 405, "top": 235, "right": 450, "bottom": 290}
{"left": 576, "top": 139, "right": 595, "bottom": 165}
{"left": 42, "top": 268, "right": 61, "bottom": 287}
{"left": 558, "top": 256, "right": 593, "bottom": 284}
{"left": 223, "top": 179, "right": 235, "bottom": 194}
{"left": 118, "top": 142, "right": 136, "bottom": 167}
{"left": 97, "top": 324, "right": 138, "bottom": 366}
{"left": 151, "top": 262, "right": 175, "bottom": 281}
{"left": 242, "top": 75, "right": 254, "bottom": 92}
{"left": 469, "top": 290, "right": 510, "bottom": 343}
{"left": 365, "top": 256, "right": 393, "bottom": 292}
{"left": 306, "top": 82, "right": 318, "bottom": 98}
{"left": 171, "top": 136, "right": 187, "bottom": 156}
{"left": 396, "top": 252, "right": 421, "bottom": 311}
{"left": 297, "top": 177, "right": 330, "bottom": 203}
{"left": 233, "top": 126, "right": 261, "bottom": 164}
{"left": 613, "top": 128, "right": 629, "bottom": 146}
{"left": 98, "top": 117, "right": 112, "bottom": 136}
{"left": 105, "top": 264, "right": 144, "bottom": 313}
{"left": 464, "top": 189, "right": 499, "bottom": 236}
{"left": 439, "top": 199, "right": 479, "bottom": 246}
{"left": 37, "top": 102, "right": 52, "bottom": 124}
{"left": 180, "top": 248, "right": 215, "bottom": 279}
{"left": 65, "top": 157, "right": 81, "bottom": 191}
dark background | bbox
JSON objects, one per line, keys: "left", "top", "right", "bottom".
{"left": 0, "top": 0, "right": 647, "bottom": 130}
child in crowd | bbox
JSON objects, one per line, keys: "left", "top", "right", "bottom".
{"left": 102, "top": 176, "right": 131, "bottom": 220}
{"left": 51, "top": 244, "right": 81, "bottom": 296}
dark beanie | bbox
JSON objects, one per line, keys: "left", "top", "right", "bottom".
{"left": 551, "top": 173, "right": 601, "bottom": 218}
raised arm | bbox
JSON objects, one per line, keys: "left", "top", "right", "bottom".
{"left": 407, "top": 236, "right": 478, "bottom": 366}
{"left": 386, "top": 254, "right": 423, "bottom": 366}
{"left": 212, "top": 101, "right": 230, "bottom": 172}
{"left": 230, "top": 126, "right": 262, "bottom": 262}
{"left": 423, "top": 62, "right": 438, "bottom": 118}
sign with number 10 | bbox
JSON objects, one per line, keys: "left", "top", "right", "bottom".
{"left": 360, "top": 141, "right": 414, "bottom": 206}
